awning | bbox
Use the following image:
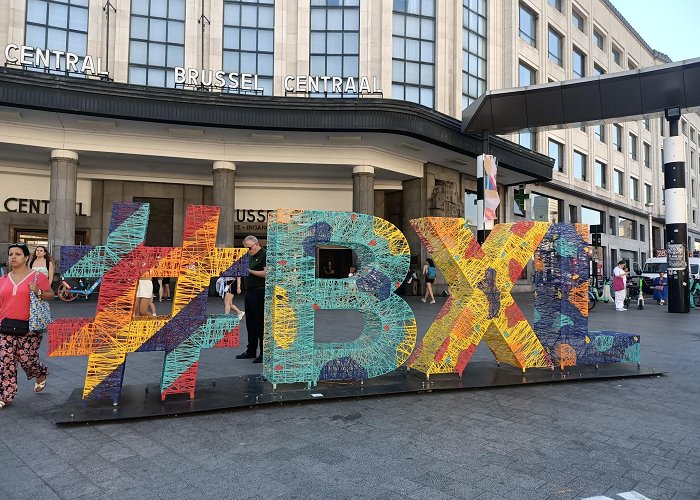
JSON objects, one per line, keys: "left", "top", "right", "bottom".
{"left": 463, "top": 57, "right": 700, "bottom": 134}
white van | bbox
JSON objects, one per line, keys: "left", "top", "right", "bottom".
{"left": 641, "top": 257, "right": 700, "bottom": 281}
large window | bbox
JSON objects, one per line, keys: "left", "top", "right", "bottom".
{"left": 310, "top": 0, "right": 358, "bottom": 97}
{"left": 582, "top": 206, "right": 603, "bottom": 229}
{"left": 614, "top": 169, "right": 624, "bottom": 195}
{"left": 548, "top": 0, "right": 562, "bottom": 12}
{"left": 613, "top": 124, "right": 622, "bottom": 152}
{"left": 532, "top": 193, "right": 560, "bottom": 223}
{"left": 462, "top": 0, "right": 487, "bottom": 107}
{"left": 548, "top": 27, "right": 563, "bottom": 66}
{"left": 618, "top": 217, "right": 634, "bottom": 239}
{"left": 572, "top": 46, "right": 585, "bottom": 78}
{"left": 612, "top": 44, "right": 622, "bottom": 65}
{"left": 593, "top": 29, "right": 604, "bottom": 50}
{"left": 519, "top": 3, "right": 536, "bottom": 47}
{"left": 519, "top": 130, "right": 535, "bottom": 149}
{"left": 129, "top": 0, "right": 185, "bottom": 87}
{"left": 224, "top": 0, "right": 274, "bottom": 95}
{"left": 549, "top": 139, "right": 564, "bottom": 173}
{"left": 595, "top": 124, "right": 605, "bottom": 143}
{"left": 595, "top": 160, "right": 606, "bottom": 188}
{"left": 629, "top": 132, "right": 638, "bottom": 161}
{"left": 519, "top": 61, "right": 536, "bottom": 86}
{"left": 643, "top": 142, "right": 650, "bottom": 168}
{"left": 25, "top": 0, "right": 89, "bottom": 76}
{"left": 393, "top": 0, "right": 435, "bottom": 107}
{"left": 572, "top": 8, "right": 585, "bottom": 32}
{"left": 630, "top": 177, "right": 639, "bottom": 201}
{"left": 574, "top": 150, "right": 587, "bottom": 180}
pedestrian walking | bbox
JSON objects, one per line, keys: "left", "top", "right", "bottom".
{"left": 0, "top": 243, "right": 55, "bottom": 409}
{"left": 421, "top": 258, "right": 437, "bottom": 304}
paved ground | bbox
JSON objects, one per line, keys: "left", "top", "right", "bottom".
{"left": 1, "top": 292, "right": 698, "bottom": 500}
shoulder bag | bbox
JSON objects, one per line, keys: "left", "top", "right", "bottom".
{"left": 29, "top": 272, "right": 52, "bottom": 332}
{"left": 612, "top": 275, "right": 625, "bottom": 292}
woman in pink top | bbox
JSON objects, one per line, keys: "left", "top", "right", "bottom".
{"left": 0, "top": 243, "right": 55, "bottom": 409}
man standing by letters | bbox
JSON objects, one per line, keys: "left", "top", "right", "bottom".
{"left": 236, "top": 236, "right": 267, "bottom": 363}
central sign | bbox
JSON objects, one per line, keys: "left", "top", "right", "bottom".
{"left": 4, "top": 44, "right": 108, "bottom": 77}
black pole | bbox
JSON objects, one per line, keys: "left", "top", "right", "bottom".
{"left": 663, "top": 107, "right": 689, "bottom": 313}
{"left": 104, "top": 2, "right": 116, "bottom": 78}
{"left": 198, "top": 0, "right": 210, "bottom": 90}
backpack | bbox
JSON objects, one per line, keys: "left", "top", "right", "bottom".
{"left": 427, "top": 266, "right": 436, "bottom": 280}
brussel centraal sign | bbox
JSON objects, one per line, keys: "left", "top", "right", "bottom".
{"left": 4, "top": 43, "right": 382, "bottom": 95}
{"left": 4, "top": 44, "right": 109, "bottom": 77}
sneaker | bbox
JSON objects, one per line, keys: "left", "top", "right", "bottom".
{"left": 152, "top": 313, "right": 157, "bottom": 316}
{"left": 237, "top": 311, "right": 246, "bottom": 320}
{"left": 430, "top": 299, "right": 436, "bottom": 304}
{"left": 616, "top": 308, "right": 627, "bottom": 312}
{"left": 253, "top": 356, "right": 263, "bottom": 363}
{"left": 235, "top": 351, "right": 256, "bottom": 359}
{"left": 421, "top": 298, "right": 426, "bottom": 303}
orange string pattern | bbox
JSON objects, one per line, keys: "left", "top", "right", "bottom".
{"left": 49, "top": 204, "right": 247, "bottom": 403}
{"left": 407, "top": 218, "right": 553, "bottom": 377}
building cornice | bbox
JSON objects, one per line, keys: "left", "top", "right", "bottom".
{"left": 0, "top": 68, "right": 554, "bottom": 182}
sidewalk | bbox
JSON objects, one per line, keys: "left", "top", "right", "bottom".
{"left": 1, "top": 293, "right": 698, "bottom": 499}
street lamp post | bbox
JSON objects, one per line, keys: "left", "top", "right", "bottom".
{"left": 646, "top": 202, "right": 654, "bottom": 258}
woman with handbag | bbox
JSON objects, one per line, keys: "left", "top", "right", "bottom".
{"left": 612, "top": 260, "right": 628, "bottom": 312}
{"left": 0, "top": 243, "right": 54, "bottom": 409}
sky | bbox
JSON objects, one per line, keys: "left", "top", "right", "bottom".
{"left": 611, "top": 0, "right": 700, "bottom": 62}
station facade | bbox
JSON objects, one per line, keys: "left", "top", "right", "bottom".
{"left": 0, "top": 0, "right": 698, "bottom": 286}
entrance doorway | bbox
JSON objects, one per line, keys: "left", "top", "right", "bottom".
{"left": 11, "top": 228, "right": 87, "bottom": 249}
{"left": 133, "top": 197, "right": 174, "bottom": 246}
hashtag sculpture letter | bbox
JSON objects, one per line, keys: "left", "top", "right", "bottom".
{"left": 49, "top": 203, "right": 248, "bottom": 403}
{"left": 263, "top": 209, "right": 417, "bottom": 387}
{"left": 407, "top": 218, "right": 553, "bottom": 376}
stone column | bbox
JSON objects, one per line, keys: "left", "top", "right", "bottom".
{"left": 49, "top": 150, "right": 78, "bottom": 261}
{"left": 213, "top": 161, "right": 236, "bottom": 247}
{"left": 352, "top": 165, "right": 375, "bottom": 215}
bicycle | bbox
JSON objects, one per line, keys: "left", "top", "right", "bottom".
{"left": 57, "top": 276, "right": 102, "bottom": 301}
{"left": 624, "top": 274, "right": 654, "bottom": 310}
{"left": 689, "top": 277, "right": 700, "bottom": 308}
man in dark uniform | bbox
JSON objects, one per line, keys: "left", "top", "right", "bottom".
{"left": 236, "top": 235, "right": 267, "bottom": 363}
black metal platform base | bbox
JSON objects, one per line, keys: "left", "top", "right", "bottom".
{"left": 53, "top": 363, "right": 662, "bottom": 425}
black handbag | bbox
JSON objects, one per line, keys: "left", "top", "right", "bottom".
{"left": 0, "top": 318, "right": 30, "bottom": 336}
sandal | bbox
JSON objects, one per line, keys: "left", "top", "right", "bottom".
{"left": 34, "top": 375, "right": 47, "bottom": 393}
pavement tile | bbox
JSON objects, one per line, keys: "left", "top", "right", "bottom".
{"left": 1, "top": 295, "right": 698, "bottom": 499}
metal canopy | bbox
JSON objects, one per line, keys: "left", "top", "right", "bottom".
{"left": 462, "top": 57, "right": 700, "bottom": 134}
